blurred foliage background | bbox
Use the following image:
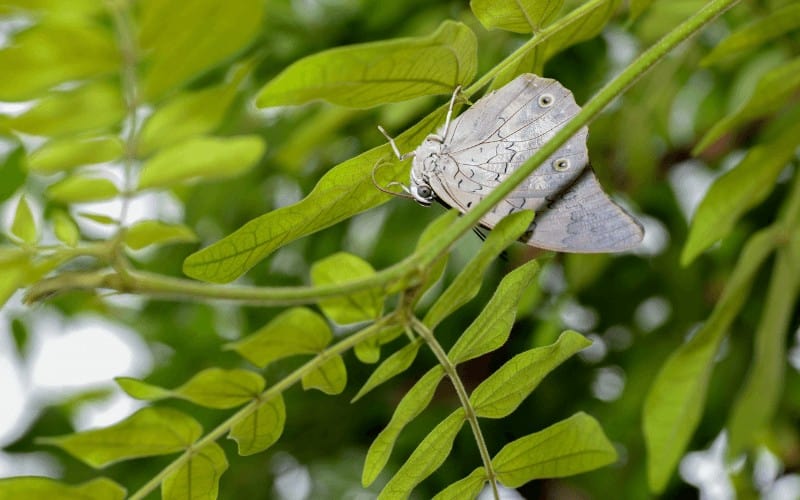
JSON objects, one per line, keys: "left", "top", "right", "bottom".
{"left": 1, "top": 0, "right": 799, "bottom": 499}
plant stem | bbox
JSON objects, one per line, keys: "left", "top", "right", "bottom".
{"left": 106, "top": 0, "right": 140, "bottom": 232}
{"left": 128, "top": 314, "right": 396, "bottom": 500}
{"left": 410, "top": 317, "right": 499, "bottom": 499}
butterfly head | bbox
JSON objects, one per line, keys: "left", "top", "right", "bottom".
{"left": 409, "top": 168, "right": 435, "bottom": 206}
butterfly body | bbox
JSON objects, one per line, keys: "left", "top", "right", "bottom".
{"left": 407, "top": 73, "right": 643, "bottom": 253}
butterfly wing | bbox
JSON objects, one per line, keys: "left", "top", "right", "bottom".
{"left": 427, "top": 73, "right": 642, "bottom": 252}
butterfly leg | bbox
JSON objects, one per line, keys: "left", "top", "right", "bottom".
{"left": 377, "top": 125, "right": 414, "bottom": 161}
{"left": 437, "top": 84, "right": 462, "bottom": 142}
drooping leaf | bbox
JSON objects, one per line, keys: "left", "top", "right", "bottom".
{"left": 0, "top": 477, "right": 125, "bottom": 500}
{"left": 694, "top": 57, "right": 800, "bottom": 154}
{"left": 470, "top": 331, "right": 591, "bottom": 418}
{"left": 52, "top": 210, "right": 80, "bottom": 247}
{"left": 174, "top": 368, "right": 265, "bottom": 409}
{"left": 46, "top": 176, "right": 119, "bottom": 203}
{"left": 302, "top": 355, "right": 348, "bottom": 395}
{"left": 225, "top": 308, "right": 332, "bottom": 368}
{"left": 701, "top": 4, "right": 800, "bottom": 66}
{"left": 138, "top": 0, "right": 265, "bottom": 100}
{"left": 644, "top": 226, "right": 781, "bottom": 493}
{"left": 228, "top": 396, "right": 286, "bottom": 455}
{"left": 8, "top": 80, "right": 125, "bottom": 137}
{"left": 162, "top": 442, "right": 228, "bottom": 500}
{"left": 431, "top": 468, "right": 486, "bottom": 500}
{"left": 183, "top": 109, "right": 445, "bottom": 283}
{"left": 0, "top": 20, "right": 118, "bottom": 101}
{"left": 27, "top": 136, "right": 124, "bottom": 175}
{"left": 256, "top": 21, "right": 477, "bottom": 108}
{"left": 138, "top": 135, "right": 265, "bottom": 189}
{"left": 493, "top": 412, "right": 617, "bottom": 486}
{"left": 124, "top": 220, "right": 197, "bottom": 250}
{"left": 311, "top": 252, "right": 384, "bottom": 324}
{"left": 448, "top": 259, "right": 540, "bottom": 365}
{"left": 362, "top": 366, "right": 446, "bottom": 487}
{"left": 424, "top": 210, "right": 535, "bottom": 330}
{"left": 0, "top": 145, "right": 27, "bottom": 203}
{"left": 138, "top": 62, "right": 250, "bottom": 155}
{"left": 471, "top": 0, "right": 564, "bottom": 33}
{"left": 11, "top": 196, "right": 37, "bottom": 245}
{"left": 378, "top": 410, "right": 465, "bottom": 499}
{"left": 39, "top": 407, "right": 202, "bottom": 468}
{"left": 352, "top": 338, "right": 422, "bottom": 402}
{"left": 727, "top": 177, "right": 800, "bottom": 455}
{"left": 682, "top": 117, "right": 800, "bottom": 265}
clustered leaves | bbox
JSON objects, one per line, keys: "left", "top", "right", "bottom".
{"left": 1, "top": 0, "right": 799, "bottom": 499}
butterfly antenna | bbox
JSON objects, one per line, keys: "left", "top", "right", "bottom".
{"left": 440, "top": 84, "right": 463, "bottom": 141}
{"left": 371, "top": 160, "right": 415, "bottom": 200}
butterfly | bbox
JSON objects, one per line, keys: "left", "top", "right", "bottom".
{"left": 377, "top": 73, "right": 643, "bottom": 253}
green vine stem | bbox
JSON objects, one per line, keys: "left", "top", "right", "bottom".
{"left": 410, "top": 316, "right": 500, "bottom": 500}
{"left": 128, "top": 313, "right": 398, "bottom": 500}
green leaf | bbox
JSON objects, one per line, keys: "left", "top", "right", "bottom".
{"left": 78, "top": 212, "right": 118, "bottom": 225}
{"left": 727, "top": 180, "right": 800, "bottom": 455}
{"left": 11, "top": 196, "right": 37, "bottom": 245}
{"left": 362, "top": 366, "right": 445, "bottom": 487}
{"left": 352, "top": 339, "right": 422, "bottom": 402}
{"left": 682, "top": 117, "right": 800, "bottom": 265}
{"left": 493, "top": 412, "right": 617, "bottom": 486}
{"left": 0, "top": 145, "right": 27, "bottom": 203}
{"left": 449, "top": 259, "right": 540, "bottom": 365}
{"left": 694, "top": 57, "right": 800, "bottom": 154}
{"left": 644, "top": 226, "right": 781, "bottom": 493}
{"left": 424, "top": 210, "right": 535, "bottom": 329}
{"left": 256, "top": 21, "right": 477, "bottom": 108}
{"left": 311, "top": 252, "right": 384, "bottom": 324}
{"left": 354, "top": 336, "right": 381, "bottom": 364}
{"left": 378, "top": 410, "right": 465, "bottom": 499}
{"left": 531, "top": 0, "right": 618, "bottom": 69}
{"left": 470, "top": 331, "right": 590, "bottom": 418}
{"left": 52, "top": 210, "right": 80, "bottom": 247}
{"left": 0, "top": 477, "right": 125, "bottom": 500}
{"left": 8, "top": 80, "right": 125, "bottom": 137}
{"left": 302, "top": 355, "right": 347, "bottom": 395}
{"left": 228, "top": 396, "right": 286, "bottom": 455}
{"left": 0, "top": 20, "right": 118, "bottom": 101}
{"left": 406, "top": 209, "right": 460, "bottom": 299}
{"left": 138, "top": 63, "right": 249, "bottom": 155}
{"left": 174, "top": 368, "right": 265, "bottom": 409}
{"left": 432, "top": 468, "right": 485, "bottom": 500}
{"left": 138, "top": 0, "right": 265, "bottom": 100}
{"left": 0, "top": 254, "right": 29, "bottom": 308}
{"left": 629, "top": 0, "right": 654, "bottom": 20}
{"left": 162, "top": 442, "right": 228, "bottom": 500}
{"left": 27, "top": 136, "right": 124, "bottom": 175}
{"left": 40, "top": 407, "right": 202, "bottom": 468}
{"left": 138, "top": 135, "right": 265, "bottom": 190}
{"left": 46, "top": 176, "right": 119, "bottom": 203}
{"left": 0, "top": 0, "right": 104, "bottom": 17}
{"left": 471, "top": 0, "right": 564, "bottom": 33}
{"left": 225, "top": 308, "right": 332, "bottom": 368}
{"left": 125, "top": 220, "right": 197, "bottom": 250}
{"left": 183, "top": 109, "right": 445, "bottom": 283}
{"left": 115, "top": 377, "right": 173, "bottom": 400}
{"left": 701, "top": 4, "right": 800, "bottom": 66}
